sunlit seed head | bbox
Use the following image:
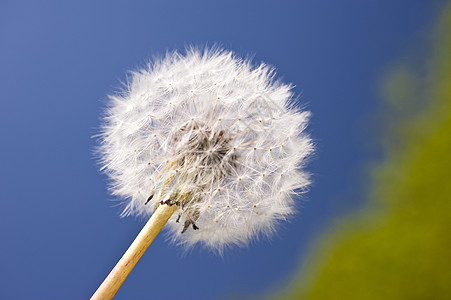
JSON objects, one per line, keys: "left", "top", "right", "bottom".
{"left": 98, "top": 46, "right": 313, "bottom": 253}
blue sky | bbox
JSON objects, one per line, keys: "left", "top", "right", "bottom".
{"left": 0, "top": 1, "right": 444, "bottom": 299}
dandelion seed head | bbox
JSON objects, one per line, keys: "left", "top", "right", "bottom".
{"left": 98, "top": 47, "right": 313, "bottom": 252}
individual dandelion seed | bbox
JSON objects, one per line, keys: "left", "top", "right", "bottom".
{"left": 92, "top": 47, "right": 313, "bottom": 299}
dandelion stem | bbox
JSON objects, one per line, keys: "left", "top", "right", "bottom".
{"left": 91, "top": 204, "right": 177, "bottom": 300}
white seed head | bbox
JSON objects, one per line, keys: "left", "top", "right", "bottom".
{"left": 98, "top": 47, "right": 313, "bottom": 252}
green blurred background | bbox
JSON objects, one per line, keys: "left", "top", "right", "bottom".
{"left": 269, "top": 2, "right": 451, "bottom": 299}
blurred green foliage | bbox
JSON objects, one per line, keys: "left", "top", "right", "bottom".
{"left": 274, "top": 3, "right": 451, "bottom": 300}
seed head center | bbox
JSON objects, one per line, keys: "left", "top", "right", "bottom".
{"left": 175, "top": 121, "right": 237, "bottom": 181}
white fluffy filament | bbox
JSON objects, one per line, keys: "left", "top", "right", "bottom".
{"left": 98, "top": 47, "right": 313, "bottom": 252}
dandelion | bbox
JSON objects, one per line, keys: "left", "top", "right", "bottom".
{"left": 92, "top": 47, "right": 313, "bottom": 299}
